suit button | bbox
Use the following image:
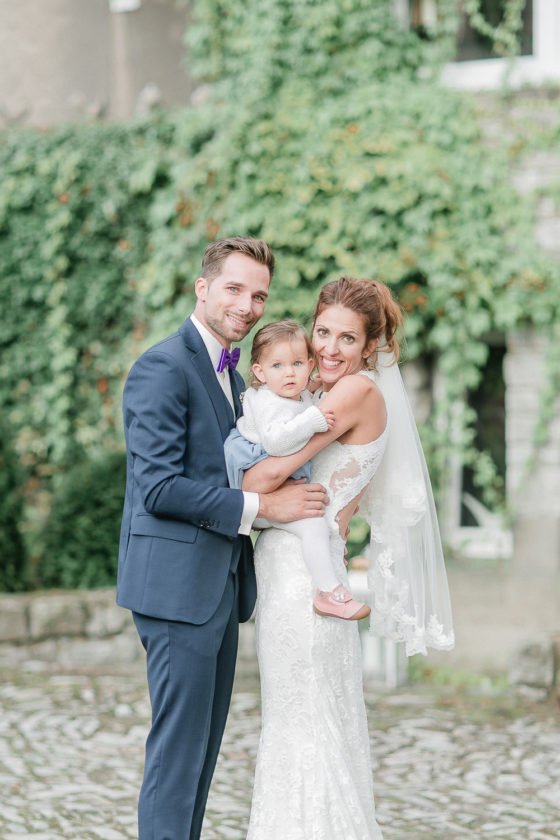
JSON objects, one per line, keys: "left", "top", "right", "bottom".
{"left": 200, "top": 520, "right": 211, "bottom": 528}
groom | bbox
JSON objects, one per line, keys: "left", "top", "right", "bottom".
{"left": 117, "top": 236, "right": 327, "bottom": 840}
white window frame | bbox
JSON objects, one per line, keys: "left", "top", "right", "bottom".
{"left": 393, "top": 1, "right": 560, "bottom": 90}
{"left": 109, "top": 0, "right": 141, "bottom": 12}
{"left": 442, "top": 0, "right": 560, "bottom": 90}
{"left": 433, "top": 365, "right": 513, "bottom": 563}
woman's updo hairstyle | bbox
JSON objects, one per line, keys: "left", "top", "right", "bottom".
{"left": 312, "top": 277, "right": 403, "bottom": 368}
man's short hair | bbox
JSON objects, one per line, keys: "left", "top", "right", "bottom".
{"left": 201, "top": 237, "right": 275, "bottom": 281}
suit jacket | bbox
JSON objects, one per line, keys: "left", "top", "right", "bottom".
{"left": 117, "top": 317, "right": 256, "bottom": 624}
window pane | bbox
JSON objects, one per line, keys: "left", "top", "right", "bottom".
{"left": 456, "top": 0, "right": 533, "bottom": 61}
{"left": 460, "top": 345, "right": 506, "bottom": 526}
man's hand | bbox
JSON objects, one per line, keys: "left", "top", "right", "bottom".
{"left": 320, "top": 409, "right": 335, "bottom": 430}
{"left": 257, "top": 480, "right": 328, "bottom": 523}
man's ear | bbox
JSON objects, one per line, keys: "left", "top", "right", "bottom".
{"left": 194, "top": 276, "right": 208, "bottom": 302}
{"left": 252, "top": 363, "right": 267, "bottom": 385}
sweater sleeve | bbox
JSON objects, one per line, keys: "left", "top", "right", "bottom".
{"left": 257, "top": 394, "right": 329, "bottom": 456}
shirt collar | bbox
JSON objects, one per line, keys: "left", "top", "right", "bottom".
{"left": 190, "top": 314, "right": 229, "bottom": 372}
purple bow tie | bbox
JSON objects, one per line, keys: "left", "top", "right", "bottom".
{"left": 216, "top": 347, "right": 241, "bottom": 373}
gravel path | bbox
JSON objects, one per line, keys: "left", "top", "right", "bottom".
{"left": 0, "top": 660, "right": 559, "bottom": 839}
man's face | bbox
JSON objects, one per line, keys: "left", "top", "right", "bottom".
{"left": 194, "top": 253, "right": 270, "bottom": 346}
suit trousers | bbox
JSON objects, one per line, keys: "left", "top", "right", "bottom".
{"left": 133, "top": 571, "right": 239, "bottom": 840}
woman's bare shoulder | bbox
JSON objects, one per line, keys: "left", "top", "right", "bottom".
{"left": 321, "top": 372, "right": 385, "bottom": 407}
{"left": 327, "top": 372, "right": 381, "bottom": 396}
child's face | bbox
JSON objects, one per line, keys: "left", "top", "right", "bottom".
{"left": 252, "top": 338, "right": 314, "bottom": 399}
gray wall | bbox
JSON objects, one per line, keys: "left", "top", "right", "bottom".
{"left": 0, "top": 0, "right": 193, "bottom": 126}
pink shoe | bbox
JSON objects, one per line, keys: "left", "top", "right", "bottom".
{"left": 313, "top": 585, "right": 371, "bottom": 621}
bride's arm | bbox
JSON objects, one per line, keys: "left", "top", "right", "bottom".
{"left": 242, "top": 432, "right": 337, "bottom": 493}
{"left": 242, "top": 375, "right": 383, "bottom": 493}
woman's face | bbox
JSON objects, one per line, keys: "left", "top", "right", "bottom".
{"left": 312, "top": 304, "right": 377, "bottom": 391}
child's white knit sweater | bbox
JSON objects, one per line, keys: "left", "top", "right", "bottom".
{"left": 237, "top": 385, "right": 328, "bottom": 456}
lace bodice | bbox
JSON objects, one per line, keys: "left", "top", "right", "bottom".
{"left": 311, "top": 370, "right": 389, "bottom": 579}
{"left": 312, "top": 432, "right": 388, "bottom": 531}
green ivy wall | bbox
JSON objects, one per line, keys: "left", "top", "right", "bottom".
{"left": 1, "top": 0, "right": 558, "bottom": 588}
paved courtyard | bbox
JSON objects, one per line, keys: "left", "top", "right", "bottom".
{"left": 0, "top": 657, "right": 559, "bottom": 840}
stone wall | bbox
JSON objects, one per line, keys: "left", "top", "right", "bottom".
{"left": 0, "top": 0, "right": 193, "bottom": 126}
{"left": 432, "top": 94, "right": 560, "bottom": 573}
{"left": 503, "top": 99, "right": 560, "bottom": 576}
{"left": 0, "top": 588, "right": 258, "bottom": 673}
{"left": 1, "top": 579, "right": 558, "bottom": 688}
{"left": 0, "top": 589, "right": 142, "bottom": 669}
{"left": 505, "top": 330, "right": 560, "bottom": 575}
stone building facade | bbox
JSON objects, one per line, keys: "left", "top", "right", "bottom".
{"left": 445, "top": 98, "right": 560, "bottom": 571}
{"left": 0, "top": 0, "right": 192, "bottom": 126}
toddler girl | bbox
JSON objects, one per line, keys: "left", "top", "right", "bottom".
{"left": 224, "top": 319, "right": 370, "bottom": 621}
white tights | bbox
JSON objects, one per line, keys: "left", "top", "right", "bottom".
{"left": 265, "top": 517, "right": 340, "bottom": 593}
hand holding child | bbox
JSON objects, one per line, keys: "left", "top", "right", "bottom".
{"left": 320, "top": 408, "right": 335, "bottom": 430}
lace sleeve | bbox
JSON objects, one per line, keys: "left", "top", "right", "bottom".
{"left": 328, "top": 447, "right": 386, "bottom": 521}
{"left": 312, "top": 435, "right": 388, "bottom": 535}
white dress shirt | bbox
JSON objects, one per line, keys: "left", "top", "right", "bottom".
{"left": 190, "top": 314, "right": 259, "bottom": 534}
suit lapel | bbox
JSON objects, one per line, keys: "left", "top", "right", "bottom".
{"left": 179, "top": 319, "right": 235, "bottom": 441}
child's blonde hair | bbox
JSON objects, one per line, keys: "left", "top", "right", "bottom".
{"left": 250, "top": 320, "right": 313, "bottom": 388}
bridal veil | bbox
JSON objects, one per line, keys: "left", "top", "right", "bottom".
{"left": 362, "top": 347, "right": 455, "bottom": 657}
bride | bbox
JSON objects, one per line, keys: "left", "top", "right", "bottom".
{"left": 242, "top": 276, "right": 454, "bottom": 839}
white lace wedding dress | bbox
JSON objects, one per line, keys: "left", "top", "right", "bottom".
{"left": 247, "top": 375, "right": 387, "bottom": 840}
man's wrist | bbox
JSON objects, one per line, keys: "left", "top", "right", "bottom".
{"left": 240, "top": 491, "right": 259, "bottom": 534}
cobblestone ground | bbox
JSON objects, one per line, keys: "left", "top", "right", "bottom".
{"left": 0, "top": 659, "right": 559, "bottom": 840}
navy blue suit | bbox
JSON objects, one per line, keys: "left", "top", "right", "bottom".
{"left": 117, "top": 317, "right": 256, "bottom": 839}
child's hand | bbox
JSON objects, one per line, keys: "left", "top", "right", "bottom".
{"left": 320, "top": 409, "right": 335, "bottom": 430}
{"left": 307, "top": 374, "right": 323, "bottom": 394}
